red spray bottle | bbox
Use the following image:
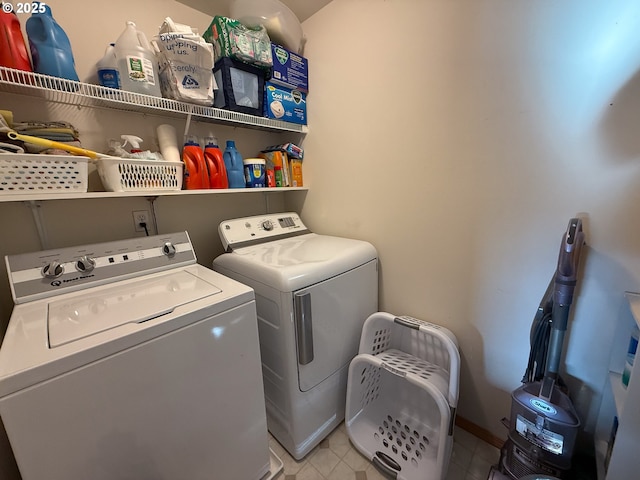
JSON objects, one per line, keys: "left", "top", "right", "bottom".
{"left": 204, "top": 135, "right": 228, "bottom": 189}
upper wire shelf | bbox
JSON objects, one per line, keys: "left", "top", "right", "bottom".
{"left": 0, "top": 67, "right": 308, "bottom": 134}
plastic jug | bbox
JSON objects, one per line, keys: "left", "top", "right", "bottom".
{"left": 0, "top": 10, "right": 32, "bottom": 71}
{"left": 182, "top": 136, "right": 209, "bottom": 189}
{"left": 223, "top": 140, "right": 246, "bottom": 188}
{"left": 25, "top": 3, "right": 78, "bottom": 80}
{"left": 97, "top": 43, "right": 120, "bottom": 89}
{"left": 204, "top": 136, "right": 228, "bottom": 189}
{"left": 114, "top": 21, "right": 161, "bottom": 97}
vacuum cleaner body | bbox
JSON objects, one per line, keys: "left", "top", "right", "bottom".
{"left": 494, "top": 218, "right": 585, "bottom": 480}
{"left": 503, "top": 382, "right": 580, "bottom": 477}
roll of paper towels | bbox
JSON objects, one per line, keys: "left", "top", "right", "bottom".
{"left": 157, "top": 124, "right": 181, "bottom": 162}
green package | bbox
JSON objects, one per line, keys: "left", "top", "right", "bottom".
{"left": 203, "top": 16, "right": 272, "bottom": 68}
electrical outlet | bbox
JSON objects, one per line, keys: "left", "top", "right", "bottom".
{"left": 132, "top": 210, "right": 150, "bottom": 232}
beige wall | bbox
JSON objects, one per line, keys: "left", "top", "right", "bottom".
{"left": 300, "top": 0, "right": 640, "bottom": 445}
{"left": 2, "top": 0, "right": 640, "bottom": 476}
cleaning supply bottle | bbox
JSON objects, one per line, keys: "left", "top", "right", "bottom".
{"left": 25, "top": 2, "right": 79, "bottom": 81}
{"left": 223, "top": 140, "right": 246, "bottom": 188}
{"left": 121, "top": 135, "right": 144, "bottom": 154}
{"left": 97, "top": 43, "right": 120, "bottom": 89}
{"left": 0, "top": 8, "right": 32, "bottom": 71}
{"left": 204, "top": 136, "right": 228, "bottom": 189}
{"left": 182, "top": 136, "right": 209, "bottom": 189}
{"left": 114, "top": 21, "right": 161, "bottom": 97}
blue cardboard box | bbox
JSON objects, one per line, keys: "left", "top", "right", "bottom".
{"left": 264, "top": 82, "right": 307, "bottom": 125}
{"left": 270, "top": 43, "right": 309, "bottom": 93}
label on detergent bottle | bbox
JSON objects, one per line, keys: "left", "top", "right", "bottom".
{"left": 126, "top": 56, "right": 156, "bottom": 85}
{"left": 98, "top": 69, "right": 120, "bottom": 89}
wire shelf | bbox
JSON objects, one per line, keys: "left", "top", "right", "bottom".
{"left": 0, "top": 67, "right": 308, "bottom": 134}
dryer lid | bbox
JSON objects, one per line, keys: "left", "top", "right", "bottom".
{"left": 47, "top": 270, "right": 221, "bottom": 347}
{"left": 214, "top": 233, "right": 377, "bottom": 291}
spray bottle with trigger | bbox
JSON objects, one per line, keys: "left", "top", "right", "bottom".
{"left": 121, "top": 135, "right": 144, "bottom": 154}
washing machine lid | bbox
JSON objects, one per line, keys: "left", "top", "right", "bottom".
{"left": 214, "top": 233, "right": 377, "bottom": 291}
{"left": 47, "top": 269, "right": 221, "bottom": 347}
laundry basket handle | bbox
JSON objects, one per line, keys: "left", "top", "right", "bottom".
{"left": 394, "top": 315, "right": 460, "bottom": 407}
{"left": 372, "top": 451, "right": 399, "bottom": 479}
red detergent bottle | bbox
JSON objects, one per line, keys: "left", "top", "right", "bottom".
{"left": 204, "top": 136, "right": 228, "bottom": 189}
{"left": 182, "top": 136, "right": 209, "bottom": 189}
{"left": 0, "top": 9, "right": 32, "bottom": 71}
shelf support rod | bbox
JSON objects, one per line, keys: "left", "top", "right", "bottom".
{"left": 184, "top": 106, "right": 194, "bottom": 139}
{"left": 263, "top": 192, "right": 271, "bottom": 213}
{"left": 24, "top": 200, "right": 50, "bottom": 250}
{"left": 146, "top": 196, "right": 160, "bottom": 235}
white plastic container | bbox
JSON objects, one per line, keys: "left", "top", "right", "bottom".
{"left": 243, "top": 158, "right": 265, "bottom": 187}
{"left": 114, "top": 22, "right": 161, "bottom": 97}
{"left": 96, "top": 158, "right": 182, "bottom": 192}
{"left": 229, "top": 0, "right": 304, "bottom": 53}
{"left": 96, "top": 43, "right": 120, "bottom": 89}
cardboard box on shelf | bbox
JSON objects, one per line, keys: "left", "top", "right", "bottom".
{"left": 263, "top": 82, "right": 307, "bottom": 125}
{"left": 270, "top": 43, "right": 308, "bottom": 93}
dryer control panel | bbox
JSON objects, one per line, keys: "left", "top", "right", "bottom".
{"left": 219, "top": 212, "right": 310, "bottom": 252}
{"left": 6, "top": 231, "right": 196, "bottom": 304}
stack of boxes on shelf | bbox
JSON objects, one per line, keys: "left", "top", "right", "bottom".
{"left": 204, "top": 16, "right": 308, "bottom": 125}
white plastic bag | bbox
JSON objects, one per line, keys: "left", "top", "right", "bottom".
{"left": 152, "top": 17, "right": 217, "bottom": 105}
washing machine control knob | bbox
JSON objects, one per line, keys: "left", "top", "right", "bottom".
{"left": 42, "top": 261, "right": 64, "bottom": 279}
{"left": 162, "top": 242, "right": 176, "bottom": 257}
{"left": 76, "top": 256, "right": 96, "bottom": 273}
{"left": 261, "top": 220, "right": 274, "bottom": 231}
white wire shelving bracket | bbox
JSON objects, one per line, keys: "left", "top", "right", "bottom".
{"left": 0, "top": 67, "right": 308, "bottom": 134}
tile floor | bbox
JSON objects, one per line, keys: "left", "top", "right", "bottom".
{"left": 269, "top": 423, "right": 501, "bottom": 480}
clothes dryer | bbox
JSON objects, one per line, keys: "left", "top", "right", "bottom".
{"left": 213, "top": 213, "right": 378, "bottom": 459}
{"left": 0, "top": 232, "right": 280, "bottom": 480}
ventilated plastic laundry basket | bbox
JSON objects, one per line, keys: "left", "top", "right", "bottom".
{"left": 346, "top": 312, "right": 460, "bottom": 480}
{"left": 96, "top": 158, "right": 183, "bottom": 192}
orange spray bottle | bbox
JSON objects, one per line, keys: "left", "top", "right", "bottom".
{"left": 182, "top": 135, "right": 209, "bottom": 189}
{"left": 204, "top": 135, "right": 228, "bottom": 189}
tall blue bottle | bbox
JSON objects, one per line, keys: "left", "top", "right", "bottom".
{"left": 223, "top": 140, "right": 246, "bottom": 188}
{"left": 26, "top": 3, "right": 79, "bottom": 81}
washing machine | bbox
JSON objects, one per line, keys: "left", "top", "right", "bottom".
{"left": 0, "top": 231, "right": 281, "bottom": 480}
{"left": 213, "top": 212, "right": 378, "bottom": 459}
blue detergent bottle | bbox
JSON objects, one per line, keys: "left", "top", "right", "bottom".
{"left": 223, "top": 140, "right": 246, "bottom": 188}
{"left": 26, "top": 2, "right": 79, "bottom": 81}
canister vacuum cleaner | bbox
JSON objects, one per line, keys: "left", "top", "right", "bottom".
{"left": 490, "top": 218, "right": 586, "bottom": 480}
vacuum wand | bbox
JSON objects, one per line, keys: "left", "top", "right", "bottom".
{"left": 540, "top": 218, "right": 585, "bottom": 399}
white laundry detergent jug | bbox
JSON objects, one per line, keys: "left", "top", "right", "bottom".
{"left": 114, "top": 21, "right": 161, "bottom": 97}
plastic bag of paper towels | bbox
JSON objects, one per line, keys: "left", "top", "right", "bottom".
{"left": 152, "top": 17, "right": 217, "bottom": 105}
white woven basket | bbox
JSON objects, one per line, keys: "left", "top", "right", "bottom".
{"left": 97, "top": 158, "right": 183, "bottom": 192}
{"left": 0, "top": 154, "right": 89, "bottom": 194}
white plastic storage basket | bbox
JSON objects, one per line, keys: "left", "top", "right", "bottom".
{"left": 0, "top": 154, "right": 88, "bottom": 194}
{"left": 346, "top": 312, "right": 460, "bottom": 480}
{"left": 96, "top": 158, "right": 183, "bottom": 192}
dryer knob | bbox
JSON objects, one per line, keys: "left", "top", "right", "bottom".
{"left": 261, "top": 220, "right": 274, "bottom": 231}
{"left": 42, "top": 261, "right": 64, "bottom": 279}
{"left": 76, "top": 256, "right": 96, "bottom": 273}
{"left": 162, "top": 242, "right": 176, "bottom": 257}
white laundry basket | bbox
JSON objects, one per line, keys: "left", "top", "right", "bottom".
{"left": 346, "top": 312, "right": 460, "bottom": 480}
